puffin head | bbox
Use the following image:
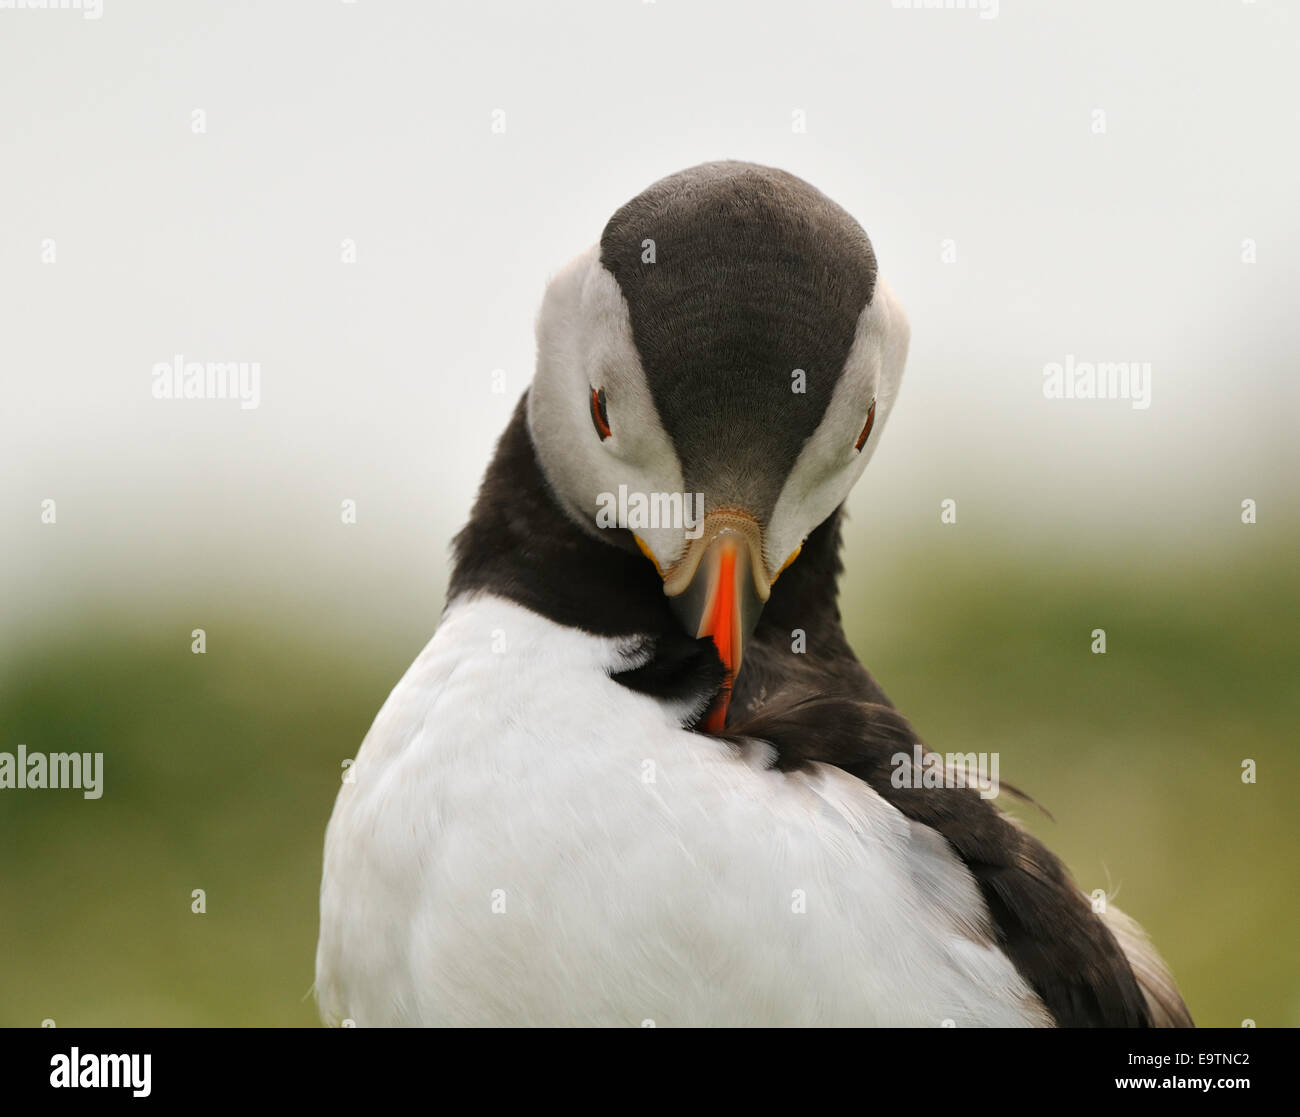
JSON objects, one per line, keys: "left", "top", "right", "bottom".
{"left": 528, "top": 161, "right": 910, "bottom": 730}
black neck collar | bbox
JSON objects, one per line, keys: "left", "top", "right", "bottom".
{"left": 446, "top": 394, "right": 877, "bottom": 721}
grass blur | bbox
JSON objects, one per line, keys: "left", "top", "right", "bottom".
{"left": 0, "top": 539, "right": 1295, "bottom": 1027}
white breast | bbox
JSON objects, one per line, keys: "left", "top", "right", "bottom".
{"left": 316, "top": 594, "right": 1049, "bottom": 1027}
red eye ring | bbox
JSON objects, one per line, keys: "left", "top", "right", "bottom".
{"left": 590, "top": 386, "right": 611, "bottom": 441}
{"left": 854, "top": 399, "right": 877, "bottom": 452}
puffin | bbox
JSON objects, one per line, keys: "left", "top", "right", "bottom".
{"left": 316, "top": 161, "right": 1191, "bottom": 1028}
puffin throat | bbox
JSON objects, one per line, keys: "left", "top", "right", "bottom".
{"left": 450, "top": 395, "right": 852, "bottom": 734}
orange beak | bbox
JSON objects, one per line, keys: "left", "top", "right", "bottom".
{"left": 659, "top": 512, "right": 770, "bottom": 733}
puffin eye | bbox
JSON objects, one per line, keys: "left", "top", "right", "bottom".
{"left": 590, "top": 386, "right": 611, "bottom": 441}
{"left": 854, "top": 398, "right": 877, "bottom": 453}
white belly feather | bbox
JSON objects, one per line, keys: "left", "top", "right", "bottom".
{"left": 316, "top": 594, "right": 1048, "bottom": 1026}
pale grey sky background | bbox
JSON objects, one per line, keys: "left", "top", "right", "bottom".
{"left": 2, "top": 0, "right": 1296, "bottom": 644}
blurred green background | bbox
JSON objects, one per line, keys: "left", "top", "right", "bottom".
{"left": 2, "top": 529, "right": 1294, "bottom": 1027}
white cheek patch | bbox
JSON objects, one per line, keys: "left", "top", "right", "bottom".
{"left": 764, "top": 277, "right": 910, "bottom": 576}
{"left": 529, "top": 246, "right": 691, "bottom": 571}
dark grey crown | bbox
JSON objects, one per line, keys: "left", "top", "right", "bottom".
{"left": 599, "top": 161, "right": 878, "bottom": 518}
